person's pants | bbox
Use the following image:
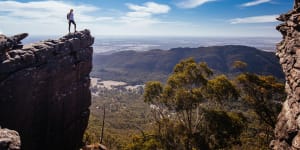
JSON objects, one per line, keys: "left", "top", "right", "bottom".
{"left": 68, "top": 20, "right": 76, "bottom": 32}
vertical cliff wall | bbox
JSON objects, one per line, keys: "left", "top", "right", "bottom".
{"left": 271, "top": 1, "right": 300, "bottom": 149}
{"left": 0, "top": 30, "right": 94, "bottom": 150}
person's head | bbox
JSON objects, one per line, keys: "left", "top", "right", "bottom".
{"left": 70, "top": 9, "right": 73, "bottom": 13}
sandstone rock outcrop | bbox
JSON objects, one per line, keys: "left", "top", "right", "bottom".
{"left": 271, "top": 1, "right": 300, "bottom": 149}
{"left": 0, "top": 33, "right": 28, "bottom": 61}
{"left": 0, "top": 128, "right": 21, "bottom": 150}
{"left": 0, "top": 30, "right": 94, "bottom": 150}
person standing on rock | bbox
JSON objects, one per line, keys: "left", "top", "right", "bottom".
{"left": 67, "top": 9, "right": 76, "bottom": 33}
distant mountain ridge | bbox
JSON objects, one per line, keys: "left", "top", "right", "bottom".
{"left": 92, "top": 45, "right": 283, "bottom": 83}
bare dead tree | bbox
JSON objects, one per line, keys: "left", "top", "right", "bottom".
{"left": 100, "top": 105, "right": 106, "bottom": 144}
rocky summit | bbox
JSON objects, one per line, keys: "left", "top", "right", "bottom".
{"left": 271, "top": 1, "right": 300, "bottom": 149}
{"left": 0, "top": 30, "right": 94, "bottom": 150}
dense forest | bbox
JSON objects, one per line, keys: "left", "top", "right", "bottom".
{"left": 84, "top": 58, "right": 285, "bottom": 150}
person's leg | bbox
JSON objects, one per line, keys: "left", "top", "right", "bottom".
{"left": 68, "top": 20, "right": 71, "bottom": 33}
{"left": 72, "top": 20, "right": 77, "bottom": 32}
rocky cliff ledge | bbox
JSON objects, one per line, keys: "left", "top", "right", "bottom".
{"left": 0, "top": 30, "right": 94, "bottom": 150}
{"left": 271, "top": 1, "right": 300, "bottom": 149}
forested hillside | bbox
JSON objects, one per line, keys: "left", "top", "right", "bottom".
{"left": 86, "top": 58, "right": 285, "bottom": 150}
{"left": 93, "top": 45, "right": 283, "bottom": 83}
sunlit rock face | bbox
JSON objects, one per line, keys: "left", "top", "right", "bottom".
{"left": 0, "top": 29, "right": 94, "bottom": 150}
{"left": 271, "top": 1, "right": 300, "bottom": 149}
{"left": 0, "top": 127, "right": 21, "bottom": 150}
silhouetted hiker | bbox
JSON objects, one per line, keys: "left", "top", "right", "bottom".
{"left": 67, "top": 9, "right": 76, "bottom": 33}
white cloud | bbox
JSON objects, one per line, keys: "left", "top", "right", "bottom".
{"left": 176, "top": 0, "right": 216, "bottom": 8}
{"left": 126, "top": 12, "right": 152, "bottom": 18}
{"left": 121, "top": 2, "right": 171, "bottom": 26}
{"left": 0, "top": 1, "right": 100, "bottom": 23}
{"left": 0, "top": 1, "right": 120, "bottom": 35}
{"left": 240, "top": 0, "right": 271, "bottom": 7}
{"left": 95, "top": 17, "right": 115, "bottom": 21}
{"left": 126, "top": 2, "right": 170, "bottom": 14}
{"left": 230, "top": 15, "right": 278, "bottom": 24}
{"left": 0, "top": 1, "right": 175, "bottom": 36}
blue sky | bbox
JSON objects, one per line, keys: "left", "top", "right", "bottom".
{"left": 0, "top": 0, "right": 293, "bottom": 37}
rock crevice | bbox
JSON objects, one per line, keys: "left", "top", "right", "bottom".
{"left": 0, "top": 30, "right": 94, "bottom": 150}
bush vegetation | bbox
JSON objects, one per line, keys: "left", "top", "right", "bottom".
{"left": 85, "top": 58, "right": 285, "bottom": 150}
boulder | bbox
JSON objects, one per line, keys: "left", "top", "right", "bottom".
{"left": 0, "top": 128, "right": 21, "bottom": 150}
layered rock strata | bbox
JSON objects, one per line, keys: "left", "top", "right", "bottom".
{"left": 0, "top": 30, "right": 94, "bottom": 150}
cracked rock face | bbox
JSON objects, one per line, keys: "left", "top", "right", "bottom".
{"left": 0, "top": 29, "right": 94, "bottom": 150}
{"left": 271, "top": 1, "right": 300, "bottom": 150}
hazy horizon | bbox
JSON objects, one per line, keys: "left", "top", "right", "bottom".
{"left": 22, "top": 35, "right": 280, "bottom": 54}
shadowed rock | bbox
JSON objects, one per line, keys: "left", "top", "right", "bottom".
{"left": 0, "top": 33, "right": 28, "bottom": 52}
{"left": 0, "top": 29, "right": 93, "bottom": 150}
{"left": 9, "top": 33, "right": 28, "bottom": 49}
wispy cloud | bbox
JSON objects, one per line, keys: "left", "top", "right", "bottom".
{"left": 230, "top": 15, "right": 278, "bottom": 24}
{"left": 0, "top": 1, "right": 101, "bottom": 23}
{"left": 0, "top": 1, "right": 120, "bottom": 35}
{"left": 125, "top": 2, "right": 170, "bottom": 18}
{"left": 176, "top": 0, "right": 217, "bottom": 9}
{"left": 240, "top": 0, "right": 271, "bottom": 7}
{"left": 0, "top": 1, "right": 176, "bottom": 35}
{"left": 126, "top": 2, "right": 170, "bottom": 14}
{"left": 121, "top": 2, "right": 170, "bottom": 25}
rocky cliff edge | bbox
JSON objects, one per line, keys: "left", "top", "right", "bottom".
{"left": 0, "top": 29, "right": 94, "bottom": 150}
